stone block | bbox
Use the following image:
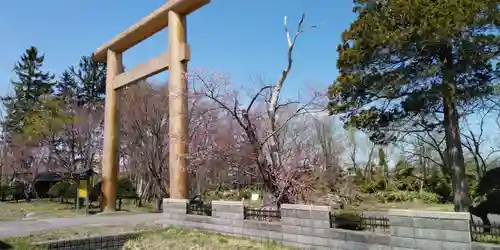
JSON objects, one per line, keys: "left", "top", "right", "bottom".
{"left": 345, "top": 230, "right": 370, "bottom": 243}
{"left": 392, "top": 226, "right": 415, "bottom": 237}
{"left": 280, "top": 207, "right": 296, "bottom": 218}
{"left": 310, "top": 227, "right": 329, "bottom": 238}
{"left": 212, "top": 211, "right": 243, "bottom": 220}
{"left": 391, "top": 236, "right": 416, "bottom": 248}
{"left": 388, "top": 209, "right": 470, "bottom": 220}
{"left": 414, "top": 228, "right": 471, "bottom": 243}
{"left": 389, "top": 215, "right": 415, "bottom": 227}
{"left": 368, "top": 244, "right": 392, "bottom": 250}
{"left": 281, "top": 224, "right": 300, "bottom": 234}
{"left": 345, "top": 241, "right": 370, "bottom": 250}
{"left": 184, "top": 214, "right": 212, "bottom": 224}
{"left": 440, "top": 219, "right": 471, "bottom": 231}
{"left": 311, "top": 236, "right": 329, "bottom": 247}
{"left": 162, "top": 198, "right": 188, "bottom": 211}
{"left": 280, "top": 203, "right": 330, "bottom": 220}
{"left": 441, "top": 230, "right": 471, "bottom": 243}
{"left": 243, "top": 221, "right": 281, "bottom": 232}
{"left": 292, "top": 218, "right": 329, "bottom": 228}
{"left": 329, "top": 239, "right": 347, "bottom": 249}
{"left": 211, "top": 217, "right": 243, "bottom": 227}
{"left": 413, "top": 218, "right": 442, "bottom": 229}
{"left": 415, "top": 239, "right": 443, "bottom": 250}
{"left": 211, "top": 200, "right": 244, "bottom": 214}
{"left": 327, "top": 228, "right": 347, "bottom": 240}
{"left": 268, "top": 231, "right": 283, "bottom": 241}
{"left": 442, "top": 242, "right": 471, "bottom": 250}
{"left": 280, "top": 217, "right": 297, "bottom": 226}
{"left": 365, "top": 233, "right": 391, "bottom": 245}
{"left": 297, "top": 234, "right": 314, "bottom": 245}
{"left": 282, "top": 233, "right": 298, "bottom": 243}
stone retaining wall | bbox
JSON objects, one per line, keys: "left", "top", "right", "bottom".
{"left": 159, "top": 199, "right": 500, "bottom": 250}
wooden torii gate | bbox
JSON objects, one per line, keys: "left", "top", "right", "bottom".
{"left": 92, "top": 0, "right": 211, "bottom": 212}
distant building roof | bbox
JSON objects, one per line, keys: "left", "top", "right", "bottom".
{"left": 33, "top": 172, "right": 64, "bottom": 182}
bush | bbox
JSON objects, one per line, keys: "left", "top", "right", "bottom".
{"left": 374, "top": 190, "right": 439, "bottom": 203}
{"left": 332, "top": 212, "right": 364, "bottom": 230}
{"left": 203, "top": 187, "right": 253, "bottom": 201}
{"left": 64, "top": 182, "right": 78, "bottom": 199}
{"left": 0, "top": 185, "right": 13, "bottom": 201}
{"left": 117, "top": 178, "right": 138, "bottom": 199}
{"left": 11, "top": 182, "right": 27, "bottom": 201}
{"left": 47, "top": 181, "right": 72, "bottom": 198}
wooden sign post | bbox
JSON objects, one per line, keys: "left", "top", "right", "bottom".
{"left": 92, "top": 0, "right": 210, "bottom": 212}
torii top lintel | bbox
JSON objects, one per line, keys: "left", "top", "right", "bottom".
{"left": 92, "top": 0, "right": 210, "bottom": 63}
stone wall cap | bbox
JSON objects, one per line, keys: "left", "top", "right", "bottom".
{"left": 281, "top": 204, "right": 330, "bottom": 211}
{"left": 211, "top": 200, "right": 243, "bottom": 205}
{"left": 163, "top": 198, "right": 188, "bottom": 203}
{"left": 388, "top": 209, "right": 470, "bottom": 220}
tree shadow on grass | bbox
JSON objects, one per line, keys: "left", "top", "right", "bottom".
{"left": 0, "top": 240, "right": 13, "bottom": 249}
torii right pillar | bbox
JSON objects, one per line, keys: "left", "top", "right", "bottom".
{"left": 167, "top": 10, "right": 189, "bottom": 199}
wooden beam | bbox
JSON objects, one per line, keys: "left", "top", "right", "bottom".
{"left": 113, "top": 43, "right": 189, "bottom": 89}
{"left": 92, "top": 0, "right": 209, "bottom": 62}
{"left": 113, "top": 52, "right": 170, "bottom": 89}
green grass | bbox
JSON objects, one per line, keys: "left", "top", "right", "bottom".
{"left": 0, "top": 199, "right": 156, "bottom": 220}
{"left": 123, "top": 228, "right": 295, "bottom": 250}
{"left": 474, "top": 235, "right": 500, "bottom": 244}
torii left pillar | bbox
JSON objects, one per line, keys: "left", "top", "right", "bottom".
{"left": 93, "top": 0, "right": 211, "bottom": 212}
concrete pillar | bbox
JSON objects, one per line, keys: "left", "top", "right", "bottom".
{"left": 101, "top": 49, "right": 122, "bottom": 212}
{"left": 168, "top": 10, "right": 189, "bottom": 199}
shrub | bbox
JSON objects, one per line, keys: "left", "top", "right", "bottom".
{"left": 47, "top": 181, "right": 72, "bottom": 199}
{"left": 117, "top": 178, "right": 138, "bottom": 199}
{"left": 374, "top": 190, "right": 439, "bottom": 203}
{"left": 11, "top": 182, "right": 27, "bottom": 201}
{"left": 203, "top": 187, "right": 254, "bottom": 201}
{"left": 332, "top": 212, "right": 364, "bottom": 230}
{"left": 0, "top": 185, "right": 13, "bottom": 201}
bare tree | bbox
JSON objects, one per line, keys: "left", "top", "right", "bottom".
{"left": 461, "top": 109, "right": 500, "bottom": 179}
{"left": 120, "top": 82, "right": 169, "bottom": 211}
{"left": 191, "top": 13, "right": 323, "bottom": 206}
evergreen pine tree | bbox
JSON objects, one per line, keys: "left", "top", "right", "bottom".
{"left": 2, "top": 46, "right": 55, "bottom": 134}
{"left": 69, "top": 56, "right": 106, "bottom": 106}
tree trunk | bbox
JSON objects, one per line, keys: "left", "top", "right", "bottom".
{"left": 155, "top": 194, "right": 163, "bottom": 212}
{"left": 441, "top": 43, "right": 470, "bottom": 212}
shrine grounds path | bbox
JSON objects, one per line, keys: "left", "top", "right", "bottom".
{"left": 0, "top": 213, "right": 163, "bottom": 238}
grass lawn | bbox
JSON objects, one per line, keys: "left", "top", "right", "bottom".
{"left": 123, "top": 229, "right": 294, "bottom": 250}
{"left": 0, "top": 199, "right": 156, "bottom": 220}
{"left": 1, "top": 226, "right": 294, "bottom": 250}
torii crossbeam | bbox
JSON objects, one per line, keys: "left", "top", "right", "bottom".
{"left": 92, "top": 0, "right": 210, "bottom": 212}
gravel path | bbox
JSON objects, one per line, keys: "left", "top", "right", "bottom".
{"left": 0, "top": 213, "right": 164, "bottom": 238}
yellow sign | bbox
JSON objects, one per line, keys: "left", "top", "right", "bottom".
{"left": 78, "top": 180, "right": 87, "bottom": 198}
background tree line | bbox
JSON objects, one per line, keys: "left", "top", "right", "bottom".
{"left": 1, "top": 1, "right": 500, "bottom": 215}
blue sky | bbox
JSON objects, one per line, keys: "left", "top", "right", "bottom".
{"left": 0, "top": 0, "right": 355, "bottom": 99}
{"left": 1, "top": 0, "right": 498, "bottom": 164}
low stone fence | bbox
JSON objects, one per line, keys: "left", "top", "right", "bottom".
{"left": 32, "top": 232, "right": 141, "bottom": 250}
{"left": 159, "top": 199, "right": 500, "bottom": 250}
